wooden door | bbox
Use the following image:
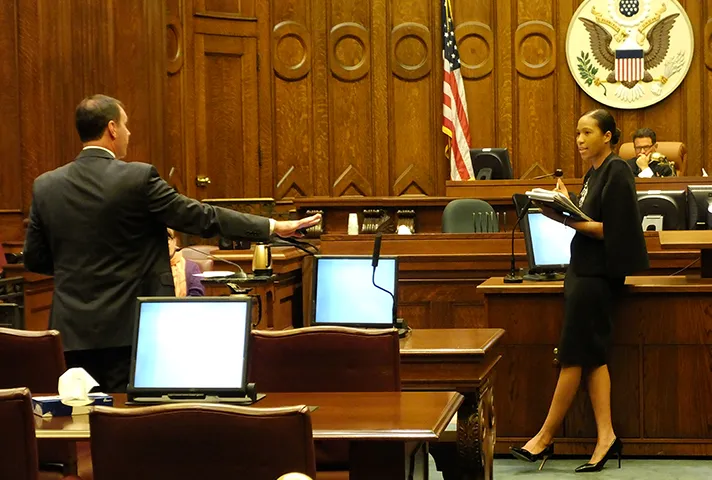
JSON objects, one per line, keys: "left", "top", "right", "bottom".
{"left": 193, "top": 34, "right": 259, "bottom": 200}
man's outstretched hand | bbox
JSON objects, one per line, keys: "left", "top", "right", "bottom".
{"left": 273, "top": 213, "right": 322, "bottom": 237}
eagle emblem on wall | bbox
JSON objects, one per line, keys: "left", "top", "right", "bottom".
{"left": 565, "top": 0, "right": 694, "bottom": 109}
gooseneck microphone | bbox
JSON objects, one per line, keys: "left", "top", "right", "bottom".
{"left": 181, "top": 246, "right": 247, "bottom": 279}
{"left": 370, "top": 233, "right": 400, "bottom": 330}
{"left": 532, "top": 169, "right": 564, "bottom": 180}
{"left": 503, "top": 198, "right": 532, "bottom": 283}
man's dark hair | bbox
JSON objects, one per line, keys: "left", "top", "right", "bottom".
{"left": 75, "top": 95, "right": 124, "bottom": 142}
{"left": 632, "top": 128, "right": 656, "bottom": 144}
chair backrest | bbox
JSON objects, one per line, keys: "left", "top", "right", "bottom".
{"left": 618, "top": 141, "right": 688, "bottom": 175}
{"left": 0, "top": 328, "right": 76, "bottom": 472}
{"left": 0, "top": 387, "right": 39, "bottom": 480}
{"left": 248, "top": 326, "right": 401, "bottom": 392}
{"left": 179, "top": 245, "right": 214, "bottom": 273}
{"left": 0, "top": 328, "right": 66, "bottom": 392}
{"left": 90, "top": 403, "right": 316, "bottom": 480}
{"left": 442, "top": 199, "right": 497, "bottom": 233}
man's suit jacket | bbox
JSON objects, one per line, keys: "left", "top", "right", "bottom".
{"left": 24, "top": 149, "right": 270, "bottom": 351}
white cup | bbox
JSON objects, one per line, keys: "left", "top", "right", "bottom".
{"left": 347, "top": 213, "right": 359, "bottom": 235}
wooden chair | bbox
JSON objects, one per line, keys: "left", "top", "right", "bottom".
{"left": 0, "top": 387, "right": 82, "bottom": 480}
{"left": 248, "top": 327, "right": 404, "bottom": 476}
{"left": 248, "top": 326, "right": 401, "bottom": 392}
{"left": 89, "top": 403, "right": 316, "bottom": 480}
{"left": 618, "top": 141, "right": 688, "bottom": 175}
{"left": 0, "top": 328, "right": 78, "bottom": 475}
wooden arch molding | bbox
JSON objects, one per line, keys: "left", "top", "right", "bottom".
{"left": 391, "top": 23, "right": 431, "bottom": 81}
{"left": 166, "top": 15, "right": 183, "bottom": 74}
{"left": 514, "top": 21, "right": 556, "bottom": 78}
{"left": 329, "top": 22, "right": 370, "bottom": 81}
{"left": 705, "top": 20, "right": 712, "bottom": 70}
{"left": 273, "top": 21, "right": 312, "bottom": 81}
{"left": 455, "top": 21, "right": 494, "bottom": 79}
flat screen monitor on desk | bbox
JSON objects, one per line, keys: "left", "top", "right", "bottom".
{"left": 470, "top": 148, "right": 514, "bottom": 180}
{"left": 686, "top": 185, "right": 712, "bottom": 229}
{"left": 637, "top": 190, "right": 687, "bottom": 231}
{"left": 312, "top": 255, "right": 398, "bottom": 328}
{"left": 128, "top": 296, "right": 252, "bottom": 403}
{"left": 521, "top": 210, "right": 577, "bottom": 281}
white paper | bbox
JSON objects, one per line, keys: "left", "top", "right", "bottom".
{"left": 58, "top": 368, "right": 99, "bottom": 407}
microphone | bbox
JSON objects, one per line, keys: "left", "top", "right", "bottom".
{"left": 372, "top": 232, "right": 382, "bottom": 268}
{"left": 181, "top": 246, "right": 247, "bottom": 279}
{"left": 370, "top": 234, "right": 409, "bottom": 337}
{"left": 503, "top": 197, "right": 532, "bottom": 283}
{"left": 532, "top": 169, "right": 564, "bottom": 180}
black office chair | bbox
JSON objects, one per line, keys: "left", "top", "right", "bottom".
{"left": 442, "top": 199, "right": 498, "bottom": 233}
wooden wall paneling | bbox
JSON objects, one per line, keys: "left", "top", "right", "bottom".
{"left": 165, "top": 0, "right": 189, "bottom": 195}
{"left": 452, "top": 2, "right": 496, "bottom": 165}
{"left": 0, "top": 0, "right": 22, "bottom": 213}
{"left": 704, "top": 1, "right": 712, "bottom": 175}
{"left": 256, "top": 0, "right": 274, "bottom": 197}
{"left": 372, "top": 0, "right": 389, "bottom": 196}
{"left": 195, "top": 0, "right": 256, "bottom": 18}
{"left": 681, "top": 0, "right": 704, "bottom": 178}
{"left": 495, "top": 0, "right": 514, "bottom": 175}
{"left": 556, "top": 1, "right": 578, "bottom": 178}
{"left": 272, "top": 1, "right": 316, "bottom": 199}
{"left": 193, "top": 32, "right": 260, "bottom": 199}
{"left": 514, "top": 1, "right": 557, "bottom": 179}
{"left": 390, "top": 0, "right": 437, "bottom": 196}
{"left": 329, "top": 1, "right": 375, "bottom": 197}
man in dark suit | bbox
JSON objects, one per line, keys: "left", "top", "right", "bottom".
{"left": 23, "top": 94, "right": 320, "bottom": 392}
{"left": 625, "top": 128, "right": 673, "bottom": 177}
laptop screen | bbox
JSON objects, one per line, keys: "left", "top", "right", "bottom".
{"left": 312, "top": 256, "right": 398, "bottom": 327}
{"left": 524, "top": 211, "right": 576, "bottom": 270}
{"left": 129, "top": 297, "right": 251, "bottom": 395}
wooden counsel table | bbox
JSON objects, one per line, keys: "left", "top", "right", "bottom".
{"left": 400, "top": 328, "right": 503, "bottom": 480}
{"left": 35, "top": 391, "right": 462, "bottom": 480}
{"left": 478, "top": 276, "right": 712, "bottom": 457}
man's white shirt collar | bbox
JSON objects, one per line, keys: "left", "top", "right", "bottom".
{"left": 82, "top": 146, "right": 116, "bottom": 158}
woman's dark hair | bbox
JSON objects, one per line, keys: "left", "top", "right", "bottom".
{"left": 75, "top": 94, "right": 124, "bottom": 142}
{"left": 583, "top": 109, "right": 621, "bottom": 146}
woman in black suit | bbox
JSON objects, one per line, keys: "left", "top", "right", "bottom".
{"left": 511, "top": 109, "right": 649, "bottom": 472}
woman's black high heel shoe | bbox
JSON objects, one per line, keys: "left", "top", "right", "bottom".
{"left": 575, "top": 437, "right": 622, "bottom": 473}
{"left": 510, "top": 444, "right": 554, "bottom": 470}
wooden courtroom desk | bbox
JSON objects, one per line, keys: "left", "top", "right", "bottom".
{"left": 400, "top": 328, "right": 503, "bottom": 480}
{"left": 315, "top": 233, "right": 696, "bottom": 330}
{"left": 197, "top": 246, "right": 307, "bottom": 330}
{"left": 35, "top": 391, "right": 462, "bottom": 480}
{"left": 477, "top": 276, "right": 712, "bottom": 456}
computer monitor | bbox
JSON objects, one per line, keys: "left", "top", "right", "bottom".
{"left": 312, "top": 255, "right": 398, "bottom": 328}
{"left": 686, "top": 185, "right": 712, "bottom": 230}
{"left": 521, "top": 209, "right": 577, "bottom": 281}
{"left": 128, "top": 296, "right": 252, "bottom": 400}
{"left": 636, "top": 190, "right": 687, "bottom": 231}
{"left": 470, "top": 148, "right": 514, "bottom": 180}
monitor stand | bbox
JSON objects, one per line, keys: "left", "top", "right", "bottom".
{"left": 523, "top": 271, "right": 565, "bottom": 282}
{"left": 396, "top": 317, "right": 410, "bottom": 338}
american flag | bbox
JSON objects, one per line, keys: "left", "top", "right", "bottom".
{"left": 441, "top": 0, "right": 474, "bottom": 181}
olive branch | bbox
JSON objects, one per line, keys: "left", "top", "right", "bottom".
{"left": 577, "top": 51, "right": 607, "bottom": 96}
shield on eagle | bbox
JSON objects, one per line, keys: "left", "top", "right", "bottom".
{"left": 615, "top": 47, "right": 644, "bottom": 83}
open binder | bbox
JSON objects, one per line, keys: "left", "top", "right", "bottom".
{"left": 525, "top": 188, "right": 592, "bottom": 222}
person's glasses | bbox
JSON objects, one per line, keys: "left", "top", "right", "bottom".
{"left": 634, "top": 145, "right": 653, "bottom": 152}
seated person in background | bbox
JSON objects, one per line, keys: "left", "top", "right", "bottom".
{"left": 168, "top": 228, "right": 204, "bottom": 297}
{"left": 626, "top": 128, "right": 675, "bottom": 178}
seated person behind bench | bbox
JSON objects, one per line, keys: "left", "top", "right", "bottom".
{"left": 168, "top": 228, "right": 204, "bottom": 297}
{"left": 625, "top": 128, "right": 675, "bottom": 178}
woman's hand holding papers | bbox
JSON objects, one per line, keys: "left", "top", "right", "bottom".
{"left": 553, "top": 178, "right": 569, "bottom": 198}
